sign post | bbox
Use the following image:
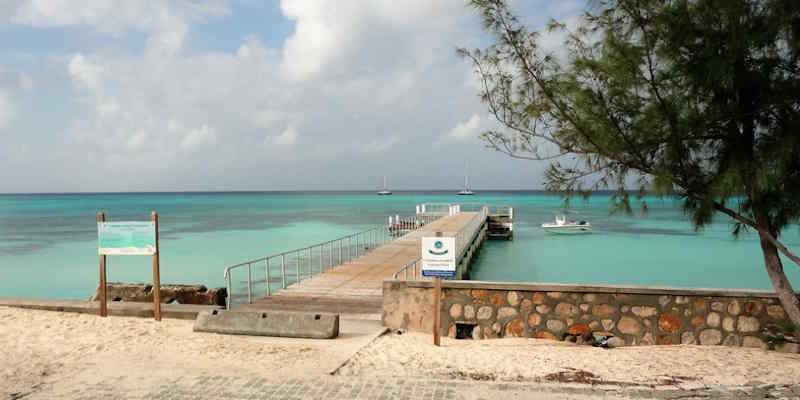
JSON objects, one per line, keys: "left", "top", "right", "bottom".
{"left": 421, "top": 231, "right": 455, "bottom": 346}
{"left": 151, "top": 212, "right": 161, "bottom": 321}
{"left": 97, "top": 212, "right": 108, "bottom": 317}
{"left": 433, "top": 276, "right": 441, "bottom": 346}
{"left": 97, "top": 212, "right": 161, "bottom": 321}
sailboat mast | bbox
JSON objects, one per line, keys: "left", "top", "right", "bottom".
{"left": 383, "top": 176, "right": 387, "bottom": 190}
{"left": 465, "top": 161, "right": 469, "bottom": 190}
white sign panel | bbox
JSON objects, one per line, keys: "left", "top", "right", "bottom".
{"left": 421, "top": 236, "right": 456, "bottom": 278}
{"left": 98, "top": 221, "right": 157, "bottom": 255}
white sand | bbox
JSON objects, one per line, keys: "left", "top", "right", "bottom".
{"left": 337, "top": 330, "right": 800, "bottom": 387}
{"left": 0, "top": 306, "right": 381, "bottom": 398}
{"left": 3, "top": 306, "right": 800, "bottom": 398}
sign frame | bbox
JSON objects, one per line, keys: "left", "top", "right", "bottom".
{"left": 421, "top": 236, "right": 456, "bottom": 278}
{"left": 98, "top": 221, "right": 157, "bottom": 255}
{"left": 96, "top": 212, "right": 161, "bottom": 321}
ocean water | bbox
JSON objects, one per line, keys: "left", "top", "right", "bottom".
{"left": 0, "top": 191, "right": 798, "bottom": 300}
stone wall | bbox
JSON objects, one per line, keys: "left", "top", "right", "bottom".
{"left": 92, "top": 282, "right": 227, "bottom": 306}
{"left": 383, "top": 280, "right": 798, "bottom": 352}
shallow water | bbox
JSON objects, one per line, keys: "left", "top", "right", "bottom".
{"left": 0, "top": 191, "right": 797, "bottom": 299}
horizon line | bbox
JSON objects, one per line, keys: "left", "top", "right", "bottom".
{"left": 0, "top": 189, "right": 662, "bottom": 196}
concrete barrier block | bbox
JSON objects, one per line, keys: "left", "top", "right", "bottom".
{"left": 193, "top": 310, "right": 339, "bottom": 339}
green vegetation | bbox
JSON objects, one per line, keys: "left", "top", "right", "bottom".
{"left": 461, "top": 0, "right": 800, "bottom": 323}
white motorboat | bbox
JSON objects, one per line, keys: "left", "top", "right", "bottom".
{"left": 377, "top": 176, "right": 392, "bottom": 195}
{"left": 541, "top": 214, "right": 592, "bottom": 234}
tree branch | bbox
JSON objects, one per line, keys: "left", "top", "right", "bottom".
{"left": 714, "top": 201, "right": 800, "bottom": 268}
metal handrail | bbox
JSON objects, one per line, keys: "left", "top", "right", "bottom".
{"left": 392, "top": 257, "right": 423, "bottom": 280}
{"left": 417, "top": 202, "right": 513, "bottom": 217}
{"left": 223, "top": 210, "right": 448, "bottom": 309}
{"left": 393, "top": 206, "right": 489, "bottom": 280}
{"left": 416, "top": 203, "right": 452, "bottom": 215}
{"left": 223, "top": 225, "right": 390, "bottom": 309}
{"left": 455, "top": 206, "right": 488, "bottom": 262}
{"left": 388, "top": 213, "right": 440, "bottom": 232}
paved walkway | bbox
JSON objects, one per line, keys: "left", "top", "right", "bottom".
{"left": 21, "top": 376, "right": 800, "bottom": 400}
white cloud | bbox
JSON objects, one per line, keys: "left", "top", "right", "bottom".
{"left": 445, "top": 114, "right": 482, "bottom": 141}
{"left": 180, "top": 124, "right": 217, "bottom": 151}
{"left": 7, "top": 1, "right": 229, "bottom": 36}
{"left": 68, "top": 53, "right": 104, "bottom": 91}
{"left": 359, "top": 136, "right": 398, "bottom": 154}
{"left": 17, "top": 72, "right": 34, "bottom": 91}
{"left": 0, "top": 90, "right": 16, "bottom": 130}
{"left": 269, "top": 126, "right": 298, "bottom": 146}
{"left": 251, "top": 109, "right": 283, "bottom": 129}
{"left": 279, "top": 0, "right": 337, "bottom": 81}
{"left": 278, "top": 0, "right": 470, "bottom": 82}
{"left": 0, "top": 1, "right": 587, "bottom": 191}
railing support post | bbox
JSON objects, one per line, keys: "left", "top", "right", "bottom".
{"left": 225, "top": 271, "right": 232, "bottom": 309}
{"left": 281, "top": 254, "right": 286, "bottom": 289}
{"left": 266, "top": 258, "right": 271, "bottom": 296}
{"left": 247, "top": 263, "right": 252, "bottom": 304}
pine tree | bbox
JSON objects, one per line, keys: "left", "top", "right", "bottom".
{"left": 461, "top": 0, "right": 800, "bottom": 323}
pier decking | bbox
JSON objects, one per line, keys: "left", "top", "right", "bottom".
{"left": 242, "top": 212, "right": 482, "bottom": 319}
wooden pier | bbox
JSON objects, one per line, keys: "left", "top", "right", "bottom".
{"left": 243, "top": 212, "right": 484, "bottom": 319}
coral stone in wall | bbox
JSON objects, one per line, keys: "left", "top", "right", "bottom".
{"left": 383, "top": 281, "right": 797, "bottom": 352}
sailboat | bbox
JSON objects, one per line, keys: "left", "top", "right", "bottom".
{"left": 457, "top": 161, "right": 475, "bottom": 195}
{"left": 377, "top": 176, "right": 392, "bottom": 195}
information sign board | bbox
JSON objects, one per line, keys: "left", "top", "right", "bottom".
{"left": 98, "top": 221, "right": 157, "bottom": 255}
{"left": 421, "top": 236, "right": 456, "bottom": 278}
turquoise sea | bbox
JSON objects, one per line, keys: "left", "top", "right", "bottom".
{"left": 1, "top": 191, "right": 798, "bottom": 300}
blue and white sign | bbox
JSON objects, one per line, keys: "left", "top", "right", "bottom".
{"left": 421, "top": 237, "right": 456, "bottom": 278}
{"left": 98, "top": 221, "right": 157, "bottom": 255}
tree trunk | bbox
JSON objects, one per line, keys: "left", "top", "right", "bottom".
{"left": 757, "top": 230, "right": 800, "bottom": 325}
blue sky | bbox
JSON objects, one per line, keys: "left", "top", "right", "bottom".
{"left": 0, "top": 1, "right": 585, "bottom": 193}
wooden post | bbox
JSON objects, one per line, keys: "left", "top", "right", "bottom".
{"left": 433, "top": 276, "right": 441, "bottom": 346}
{"left": 433, "top": 230, "right": 443, "bottom": 346}
{"left": 151, "top": 212, "right": 161, "bottom": 321}
{"left": 97, "top": 212, "right": 107, "bottom": 317}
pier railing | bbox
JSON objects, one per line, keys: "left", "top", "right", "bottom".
{"left": 223, "top": 226, "right": 390, "bottom": 309}
{"left": 393, "top": 205, "right": 489, "bottom": 279}
{"left": 223, "top": 211, "right": 448, "bottom": 309}
{"left": 455, "top": 206, "right": 488, "bottom": 261}
{"left": 415, "top": 203, "right": 452, "bottom": 215}
{"left": 417, "top": 203, "right": 513, "bottom": 218}
{"left": 392, "top": 257, "right": 422, "bottom": 280}
{"left": 388, "top": 213, "right": 440, "bottom": 234}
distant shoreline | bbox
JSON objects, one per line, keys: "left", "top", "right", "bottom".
{"left": 0, "top": 189, "right": 675, "bottom": 196}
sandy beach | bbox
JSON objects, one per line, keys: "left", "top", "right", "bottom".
{"left": 3, "top": 306, "right": 800, "bottom": 399}
{"left": 338, "top": 330, "right": 800, "bottom": 387}
{"left": 0, "top": 307, "right": 383, "bottom": 399}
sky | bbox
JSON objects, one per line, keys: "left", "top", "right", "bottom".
{"left": 0, "top": 0, "right": 585, "bottom": 193}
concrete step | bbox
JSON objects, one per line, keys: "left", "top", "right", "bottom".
{"left": 244, "top": 295, "right": 382, "bottom": 319}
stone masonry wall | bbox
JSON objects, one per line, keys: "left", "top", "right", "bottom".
{"left": 91, "top": 282, "right": 227, "bottom": 306}
{"left": 383, "top": 280, "right": 798, "bottom": 352}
